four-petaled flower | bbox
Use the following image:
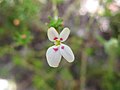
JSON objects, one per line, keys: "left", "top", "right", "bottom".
{"left": 46, "top": 27, "right": 75, "bottom": 67}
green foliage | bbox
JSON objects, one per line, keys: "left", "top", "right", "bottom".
{"left": 0, "top": 0, "right": 40, "bottom": 20}
{"left": 33, "top": 75, "right": 49, "bottom": 90}
{"left": 61, "top": 68, "right": 73, "bottom": 80}
{"left": 12, "top": 55, "right": 24, "bottom": 66}
{"left": 103, "top": 7, "right": 111, "bottom": 17}
{"left": 104, "top": 38, "right": 119, "bottom": 56}
{"left": 110, "top": 13, "right": 120, "bottom": 38}
{"left": 51, "top": 0, "right": 64, "bottom": 4}
{"left": 0, "top": 28, "right": 4, "bottom": 35}
{"left": 85, "top": 47, "right": 94, "bottom": 56}
{"left": 105, "top": 0, "right": 113, "bottom": 3}
{"left": 103, "top": 38, "right": 120, "bottom": 90}
{"left": 14, "top": 29, "right": 33, "bottom": 46}
{"left": 102, "top": 73, "right": 120, "bottom": 90}
{"left": 48, "top": 17, "right": 64, "bottom": 31}
{"left": 0, "top": 45, "right": 13, "bottom": 56}
{"left": 0, "top": 0, "right": 41, "bottom": 48}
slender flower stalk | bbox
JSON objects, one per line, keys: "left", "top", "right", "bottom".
{"left": 52, "top": 0, "right": 58, "bottom": 20}
{"left": 46, "top": 27, "right": 75, "bottom": 67}
{"left": 80, "top": 47, "right": 88, "bottom": 90}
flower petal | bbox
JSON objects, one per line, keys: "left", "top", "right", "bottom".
{"left": 48, "top": 27, "right": 59, "bottom": 42}
{"left": 46, "top": 46, "right": 62, "bottom": 67}
{"left": 60, "top": 44, "right": 75, "bottom": 62}
{"left": 60, "top": 28, "right": 70, "bottom": 42}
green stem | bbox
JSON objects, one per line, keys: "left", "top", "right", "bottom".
{"left": 103, "top": 54, "right": 116, "bottom": 90}
{"left": 107, "top": 54, "right": 116, "bottom": 77}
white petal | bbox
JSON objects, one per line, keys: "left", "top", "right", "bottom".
{"left": 48, "top": 27, "right": 59, "bottom": 42}
{"left": 60, "top": 28, "right": 70, "bottom": 42}
{"left": 46, "top": 46, "right": 62, "bottom": 67}
{"left": 60, "top": 44, "right": 75, "bottom": 62}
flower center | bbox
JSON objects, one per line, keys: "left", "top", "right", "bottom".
{"left": 55, "top": 39, "right": 61, "bottom": 46}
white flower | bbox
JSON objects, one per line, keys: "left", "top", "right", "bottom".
{"left": 46, "top": 27, "right": 75, "bottom": 67}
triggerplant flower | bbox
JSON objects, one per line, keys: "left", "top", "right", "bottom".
{"left": 46, "top": 27, "right": 75, "bottom": 67}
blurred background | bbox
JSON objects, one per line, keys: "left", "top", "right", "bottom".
{"left": 0, "top": 0, "right": 120, "bottom": 90}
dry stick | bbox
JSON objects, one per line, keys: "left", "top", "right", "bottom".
{"left": 80, "top": 16, "right": 94, "bottom": 90}
{"left": 80, "top": 49, "right": 88, "bottom": 90}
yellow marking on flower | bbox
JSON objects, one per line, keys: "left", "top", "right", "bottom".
{"left": 55, "top": 40, "right": 61, "bottom": 46}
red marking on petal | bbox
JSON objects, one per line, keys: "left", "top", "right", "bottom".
{"left": 60, "top": 38, "right": 63, "bottom": 41}
{"left": 61, "top": 46, "right": 64, "bottom": 49}
{"left": 53, "top": 48, "right": 58, "bottom": 52}
{"left": 54, "top": 37, "right": 58, "bottom": 40}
